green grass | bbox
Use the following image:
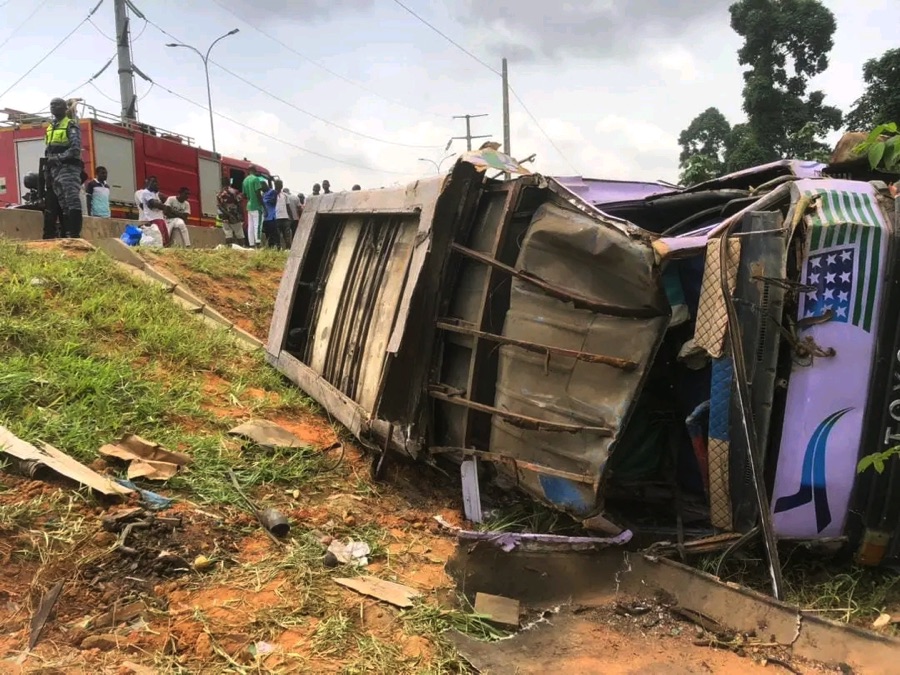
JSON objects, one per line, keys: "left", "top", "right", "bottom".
{"left": 0, "top": 240, "right": 312, "bottom": 503}
{"left": 142, "top": 247, "right": 288, "bottom": 281}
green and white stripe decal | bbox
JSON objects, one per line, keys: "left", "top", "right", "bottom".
{"left": 804, "top": 187, "right": 887, "bottom": 332}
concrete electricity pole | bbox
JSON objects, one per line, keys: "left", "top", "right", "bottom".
{"left": 502, "top": 58, "right": 510, "bottom": 159}
{"left": 452, "top": 113, "right": 490, "bottom": 151}
{"left": 114, "top": 0, "right": 138, "bottom": 122}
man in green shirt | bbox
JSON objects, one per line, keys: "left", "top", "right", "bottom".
{"left": 241, "top": 166, "right": 266, "bottom": 247}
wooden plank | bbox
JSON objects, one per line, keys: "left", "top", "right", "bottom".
{"left": 334, "top": 576, "right": 421, "bottom": 608}
{"left": 0, "top": 427, "right": 132, "bottom": 497}
{"left": 474, "top": 592, "right": 520, "bottom": 628}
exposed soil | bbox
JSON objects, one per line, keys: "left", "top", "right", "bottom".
{"left": 138, "top": 249, "right": 284, "bottom": 338}
{"left": 0, "top": 242, "right": 843, "bottom": 673}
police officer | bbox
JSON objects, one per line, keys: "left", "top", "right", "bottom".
{"left": 43, "top": 97, "right": 84, "bottom": 239}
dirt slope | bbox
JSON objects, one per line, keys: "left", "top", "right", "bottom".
{"left": 0, "top": 242, "right": 839, "bottom": 673}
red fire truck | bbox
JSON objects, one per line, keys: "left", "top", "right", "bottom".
{"left": 0, "top": 103, "right": 272, "bottom": 227}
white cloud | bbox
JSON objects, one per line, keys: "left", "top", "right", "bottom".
{"left": 654, "top": 46, "right": 700, "bottom": 82}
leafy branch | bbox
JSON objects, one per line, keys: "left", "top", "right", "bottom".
{"left": 857, "top": 445, "right": 900, "bottom": 474}
{"left": 853, "top": 122, "right": 900, "bottom": 171}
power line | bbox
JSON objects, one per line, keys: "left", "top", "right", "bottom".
{"left": 386, "top": 1, "right": 579, "bottom": 173}
{"left": 391, "top": 0, "right": 500, "bottom": 76}
{"left": 0, "top": 0, "right": 50, "bottom": 52}
{"left": 208, "top": 0, "right": 444, "bottom": 120}
{"left": 0, "top": 0, "right": 105, "bottom": 101}
{"left": 508, "top": 84, "right": 579, "bottom": 174}
{"left": 137, "top": 8, "right": 441, "bottom": 149}
{"left": 148, "top": 76, "right": 413, "bottom": 176}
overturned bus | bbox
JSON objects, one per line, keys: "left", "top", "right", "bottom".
{"left": 266, "top": 155, "right": 900, "bottom": 567}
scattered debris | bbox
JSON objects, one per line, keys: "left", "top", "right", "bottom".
{"left": 474, "top": 592, "right": 520, "bottom": 629}
{"left": 326, "top": 539, "right": 371, "bottom": 567}
{"left": 873, "top": 613, "right": 892, "bottom": 629}
{"left": 86, "top": 600, "right": 150, "bottom": 630}
{"left": 227, "top": 469, "right": 290, "bottom": 540}
{"left": 28, "top": 580, "right": 64, "bottom": 649}
{"left": 228, "top": 419, "right": 305, "bottom": 448}
{"left": 193, "top": 555, "right": 214, "bottom": 571}
{"left": 433, "top": 515, "right": 633, "bottom": 552}
{"left": 113, "top": 479, "right": 174, "bottom": 510}
{"left": 0, "top": 426, "right": 132, "bottom": 497}
{"left": 334, "top": 576, "right": 421, "bottom": 608}
{"left": 99, "top": 434, "right": 192, "bottom": 481}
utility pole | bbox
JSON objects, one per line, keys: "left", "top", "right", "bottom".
{"left": 452, "top": 113, "right": 490, "bottom": 151}
{"left": 502, "top": 58, "right": 511, "bottom": 179}
{"left": 114, "top": 0, "right": 138, "bottom": 122}
{"left": 502, "top": 58, "right": 511, "bottom": 159}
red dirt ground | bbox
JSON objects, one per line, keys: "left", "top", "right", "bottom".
{"left": 0, "top": 242, "right": 840, "bottom": 673}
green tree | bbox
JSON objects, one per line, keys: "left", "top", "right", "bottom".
{"left": 729, "top": 0, "right": 842, "bottom": 164}
{"left": 677, "top": 107, "right": 732, "bottom": 184}
{"left": 677, "top": 0, "right": 843, "bottom": 177}
{"left": 845, "top": 49, "right": 900, "bottom": 131}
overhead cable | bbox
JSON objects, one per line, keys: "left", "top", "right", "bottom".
{"left": 136, "top": 7, "right": 441, "bottom": 149}
{"left": 209, "top": 0, "right": 444, "bottom": 120}
{"left": 509, "top": 85, "right": 579, "bottom": 174}
{"left": 0, "top": 0, "right": 50, "bottom": 52}
{"left": 0, "top": 0, "right": 105, "bottom": 100}
{"left": 148, "top": 76, "right": 413, "bottom": 176}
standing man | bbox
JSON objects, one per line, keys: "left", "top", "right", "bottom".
{"left": 351, "top": 184, "right": 361, "bottom": 191}
{"left": 43, "top": 97, "right": 84, "bottom": 239}
{"left": 284, "top": 188, "right": 300, "bottom": 240}
{"left": 164, "top": 187, "right": 192, "bottom": 247}
{"left": 311, "top": 183, "right": 321, "bottom": 197}
{"left": 322, "top": 179, "right": 332, "bottom": 194}
{"left": 85, "top": 166, "right": 111, "bottom": 218}
{"left": 242, "top": 165, "right": 265, "bottom": 248}
{"left": 216, "top": 177, "right": 245, "bottom": 247}
{"left": 262, "top": 179, "right": 291, "bottom": 249}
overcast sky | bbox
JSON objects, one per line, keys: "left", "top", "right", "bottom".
{"left": 1, "top": 0, "right": 894, "bottom": 194}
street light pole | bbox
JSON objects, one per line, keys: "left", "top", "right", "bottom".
{"left": 418, "top": 155, "right": 454, "bottom": 174}
{"left": 166, "top": 28, "right": 239, "bottom": 155}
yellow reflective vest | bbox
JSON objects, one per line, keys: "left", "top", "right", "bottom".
{"left": 45, "top": 117, "right": 72, "bottom": 148}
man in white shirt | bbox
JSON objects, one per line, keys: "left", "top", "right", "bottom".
{"left": 262, "top": 179, "right": 292, "bottom": 249}
{"left": 139, "top": 176, "right": 170, "bottom": 245}
{"left": 283, "top": 188, "right": 300, "bottom": 242}
{"left": 163, "top": 186, "right": 192, "bottom": 248}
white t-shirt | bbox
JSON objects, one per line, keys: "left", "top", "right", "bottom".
{"left": 285, "top": 192, "right": 300, "bottom": 220}
{"left": 139, "top": 189, "right": 165, "bottom": 221}
{"left": 164, "top": 195, "right": 191, "bottom": 220}
{"left": 275, "top": 191, "right": 290, "bottom": 220}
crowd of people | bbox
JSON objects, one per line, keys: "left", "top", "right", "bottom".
{"left": 40, "top": 94, "right": 363, "bottom": 248}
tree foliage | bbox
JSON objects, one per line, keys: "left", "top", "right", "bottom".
{"left": 677, "top": 107, "right": 731, "bottom": 184}
{"left": 845, "top": 49, "right": 900, "bottom": 131}
{"left": 677, "top": 0, "right": 843, "bottom": 182}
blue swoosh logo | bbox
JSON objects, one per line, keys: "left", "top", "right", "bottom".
{"left": 773, "top": 408, "right": 852, "bottom": 533}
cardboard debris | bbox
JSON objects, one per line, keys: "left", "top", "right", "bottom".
{"left": 29, "top": 580, "right": 64, "bottom": 649}
{"left": 228, "top": 420, "right": 305, "bottom": 448}
{"left": 474, "top": 592, "right": 520, "bottom": 628}
{"left": 0, "top": 426, "right": 133, "bottom": 497}
{"left": 334, "top": 576, "right": 421, "bottom": 608}
{"left": 99, "top": 434, "right": 191, "bottom": 481}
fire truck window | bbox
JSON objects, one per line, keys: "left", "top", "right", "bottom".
{"left": 230, "top": 169, "right": 245, "bottom": 187}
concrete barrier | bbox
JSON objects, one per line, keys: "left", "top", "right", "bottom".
{"left": 0, "top": 208, "right": 225, "bottom": 248}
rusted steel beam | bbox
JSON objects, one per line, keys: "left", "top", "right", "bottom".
{"left": 428, "top": 389, "right": 613, "bottom": 436}
{"left": 429, "top": 446, "right": 595, "bottom": 484}
{"left": 450, "top": 242, "right": 662, "bottom": 319}
{"left": 437, "top": 319, "right": 638, "bottom": 371}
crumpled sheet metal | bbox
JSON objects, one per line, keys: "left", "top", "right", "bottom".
{"left": 433, "top": 516, "right": 632, "bottom": 552}
{"left": 488, "top": 201, "right": 670, "bottom": 516}
{"left": 228, "top": 420, "right": 305, "bottom": 448}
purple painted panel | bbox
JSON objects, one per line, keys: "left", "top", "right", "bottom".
{"left": 553, "top": 176, "right": 672, "bottom": 205}
{"left": 685, "top": 160, "right": 826, "bottom": 193}
{"left": 772, "top": 180, "right": 890, "bottom": 538}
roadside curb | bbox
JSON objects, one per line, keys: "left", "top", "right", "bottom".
{"left": 97, "top": 238, "right": 265, "bottom": 351}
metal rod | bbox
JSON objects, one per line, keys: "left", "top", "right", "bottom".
{"left": 502, "top": 57, "right": 510, "bottom": 179}
{"left": 451, "top": 242, "right": 663, "bottom": 319}
{"left": 437, "top": 319, "right": 638, "bottom": 370}
{"left": 428, "top": 388, "right": 613, "bottom": 435}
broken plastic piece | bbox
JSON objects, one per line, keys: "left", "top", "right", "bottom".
{"left": 433, "top": 515, "right": 632, "bottom": 552}
{"left": 228, "top": 420, "right": 305, "bottom": 448}
{"left": 326, "top": 539, "right": 371, "bottom": 567}
{"left": 99, "top": 434, "right": 191, "bottom": 481}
